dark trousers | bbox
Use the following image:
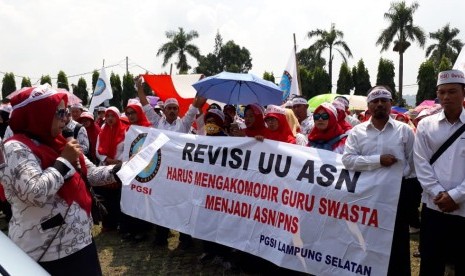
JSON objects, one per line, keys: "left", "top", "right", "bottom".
{"left": 419, "top": 206, "right": 465, "bottom": 276}
{"left": 120, "top": 213, "right": 152, "bottom": 235}
{"left": 39, "top": 240, "right": 102, "bottom": 276}
{"left": 94, "top": 186, "right": 121, "bottom": 230}
{"left": 404, "top": 177, "right": 422, "bottom": 228}
{"left": 387, "top": 178, "right": 411, "bottom": 276}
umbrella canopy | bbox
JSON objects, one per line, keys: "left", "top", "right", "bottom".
{"left": 192, "top": 72, "right": 283, "bottom": 105}
{"left": 307, "top": 94, "right": 340, "bottom": 111}
{"left": 348, "top": 95, "right": 367, "bottom": 110}
{"left": 392, "top": 106, "right": 408, "bottom": 113}
{"left": 7, "top": 86, "right": 82, "bottom": 106}
{"left": 413, "top": 100, "right": 436, "bottom": 113}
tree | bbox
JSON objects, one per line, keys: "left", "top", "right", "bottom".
{"left": 299, "top": 67, "right": 313, "bottom": 100}
{"left": 297, "top": 48, "right": 326, "bottom": 72}
{"left": 426, "top": 23, "right": 463, "bottom": 65}
{"left": 40, "top": 75, "right": 52, "bottom": 85}
{"left": 21, "top": 77, "right": 31, "bottom": 88}
{"left": 263, "top": 71, "right": 275, "bottom": 83}
{"left": 311, "top": 67, "right": 331, "bottom": 96}
{"left": 122, "top": 73, "right": 136, "bottom": 109}
{"left": 336, "top": 62, "right": 353, "bottom": 95}
{"left": 74, "top": 77, "right": 89, "bottom": 106}
{"left": 219, "top": 40, "right": 252, "bottom": 73}
{"left": 307, "top": 23, "right": 353, "bottom": 91}
{"left": 416, "top": 60, "right": 436, "bottom": 105}
{"left": 376, "top": 58, "right": 398, "bottom": 103}
{"left": 438, "top": 55, "right": 453, "bottom": 72}
{"left": 376, "top": 1, "right": 425, "bottom": 107}
{"left": 92, "top": 70, "right": 99, "bottom": 91}
{"left": 1, "top": 73, "right": 16, "bottom": 99}
{"left": 109, "top": 72, "right": 123, "bottom": 110}
{"left": 57, "top": 70, "right": 69, "bottom": 91}
{"left": 157, "top": 27, "right": 200, "bottom": 74}
{"left": 352, "top": 59, "right": 371, "bottom": 96}
{"left": 194, "top": 31, "right": 223, "bottom": 76}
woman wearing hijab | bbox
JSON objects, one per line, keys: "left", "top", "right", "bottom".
{"left": 332, "top": 101, "right": 353, "bottom": 133}
{"left": 236, "top": 103, "right": 271, "bottom": 139}
{"left": 262, "top": 105, "right": 297, "bottom": 144}
{"left": 119, "top": 101, "right": 153, "bottom": 242}
{"left": 0, "top": 85, "right": 120, "bottom": 275}
{"left": 77, "top": 112, "right": 101, "bottom": 165}
{"left": 95, "top": 107, "right": 129, "bottom": 232}
{"left": 307, "top": 103, "right": 347, "bottom": 154}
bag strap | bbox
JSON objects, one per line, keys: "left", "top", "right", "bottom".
{"left": 37, "top": 204, "right": 71, "bottom": 262}
{"left": 430, "top": 123, "right": 465, "bottom": 165}
{"left": 327, "top": 133, "right": 348, "bottom": 147}
{"left": 73, "top": 123, "right": 82, "bottom": 139}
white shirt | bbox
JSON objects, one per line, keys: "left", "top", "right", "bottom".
{"left": 143, "top": 104, "right": 198, "bottom": 133}
{"left": 342, "top": 117, "right": 415, "bottom": 177}
{"left": 414, "top": 109, "right": 465, "bottom": 216}
{"left": 66, "top": 119, "right": 89, "bottom": 155}
{"left": 299, "top": 116, "right": 314, "bottom": 136}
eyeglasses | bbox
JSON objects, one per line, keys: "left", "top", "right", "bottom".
{"left": 313, "top": 113, "right": 330, "bottom": 120}
{"left": 126, "top": 111, "right": 137, "bottom": 116}
{"left": 55, "top": 108, "right": 68, "bottom": 120}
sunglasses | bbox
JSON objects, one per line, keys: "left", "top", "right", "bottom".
{"left": 55, "top": 108, "right": 68, "bottom": 120}
{"left": 313, "top": 113, "right": 330, "bottom": 120}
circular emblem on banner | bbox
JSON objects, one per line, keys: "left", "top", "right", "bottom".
{"left": 129, "top": 133, "right": 162, "bottom": 183}
{"left": 279, "top": 71, "right": 292, "bottom": 102}
{"left": 94, "top": 78, "right": 106, "bottom": 96}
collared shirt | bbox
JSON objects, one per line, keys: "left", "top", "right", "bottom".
{"left": 66, "top": 119, "right": 89, "bottom": 154}
{"left": 414, "top": 109, "right": 465, "bottom": 216}
{"left": 143, "top": 104, "right": 198, "bottom": 134}
{"left": 342, "top": 117, "right": 415, "bottom": 177}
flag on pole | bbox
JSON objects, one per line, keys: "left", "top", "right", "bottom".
{"left": 279, "top": 48, "right": 300, "bottom": 102}
{"left": 453, "top": 47, "right": 465, "bottom": 72}
{"left": 89, "top": 67, "right": 113, "bottom": 114}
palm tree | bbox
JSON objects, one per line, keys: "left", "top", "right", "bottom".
{"left": 157, "top": 27, "right": 200, "bottom": 74}
{"left": 307, "top": 23, "right": 353, "bottom": 91}
{"left": 426, "top": 23, "right": 463, "bottom": 65}
{"left": 376, "top": 1, "right": 425, "bottom": 107}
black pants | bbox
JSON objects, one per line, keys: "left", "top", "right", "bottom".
{"left": 93, "top": 186, "right": 121, "bottom": 230}
{"left": 120, "top": 213, "right": 152, "bottom": 235}
{"left": 419, "top": 206, "right": 465, "bottom": 276}
{"left": 387, "top": 178, "right": 411, "bottom": 276}
{"left": 404, "top": 177, "right": 422, "bottom": 228}
{"left": 39, "top": 240, "right": 102, "bottom": 276}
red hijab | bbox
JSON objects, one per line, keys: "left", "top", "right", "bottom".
{"left": 126, "top": 104, "right": 151, "bottom": 127}
{"left": 8, "top": 86, "right": 91, "bottom": 214}
{"left": 264, "top": 105, "right": 296, "bottom": 144}
{"left": 332, "top": 101, "right": 352, "bottom": 132}
{"left": 77, "top": 112, "right": 101, "bottom": 162}
{"left": 244, "top": 104, "right": 272, "bottom": 138}
{"left": 308, "top": 103, "right": 346, "bottom": 147}
{"left": 97, "top": 107, "right": 128, "bottom": 159}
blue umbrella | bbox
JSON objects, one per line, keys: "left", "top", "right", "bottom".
{"left": 192, "top": 72, "right": 283, "bottom": 105}
{"left": 392, "top": 106, "right": 408, "bottom": 113}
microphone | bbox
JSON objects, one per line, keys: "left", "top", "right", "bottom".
{"left": 62, "top": 128, "right": 81, "bottom": 171}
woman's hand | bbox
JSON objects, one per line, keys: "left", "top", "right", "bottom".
{"left": 61, "top": 139, "right": 81, "bottom": 166}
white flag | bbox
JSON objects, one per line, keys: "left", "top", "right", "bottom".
{"left": 453, "top": 47, "right": 465, "bottom": 72}
{"left": 279, "top": 48, "right": 300, "bottom": 102}
{"left": 89, "top": 67, "right": 113, "bottom": 114}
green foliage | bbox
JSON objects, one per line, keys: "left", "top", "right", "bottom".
{"left": 299, "top": 67, "right": 313, "bottom": 99}
{"left": 263, "top": 71, "right": 275, "bottom": 83}
{"left": 376, "top": 58, "right": 398, "bottom": 103}
{"left": 297, "top": 48, "right": 326, "bottom": 72}
{"left": 109, "top": 73, "right": 123, "bottom": 110}
{"left": 195, "top": 34, "right": 252, "bottom": 75}
{"left": 122, "top": 73, "right": 136, "bottom": 109}
{"left": 57, "top": 71, "right": 69, "bottom": 91}
{"left": 311, "top": 67, "right": 331, "bottom": 96}
{"left": 438, "top": 56, "right": 452, "bottom": 72}
{"left": 426, "top": 24, "right": 464, "bottom": 66}
{"left": 1, "top": 73, "right": 16, "bottom": 99}
{"left": 352, "top": 59, "right": 371, "bottom": 96}
{"left": 40, "top": 75, "right": 52, "bottom": 85}
{"left": 157, "top": 27, "right": 200, "bottom": 74}
{"left": 21, "top": 77, "right": 31, "bottom": 88}
{"left": 92, "top": 70, "right": 99, "bottom": 91}
{"left": 416, "top": 60, "right": 436, "bottom": 105}
{"left": 74, "top": 77, "right": 89, "bottom": 106}
{"left": 336, "top": 62, "right": 353, "bottom": 95}
{"left": 307, "top": 23, "right": 352, "bottom": 90}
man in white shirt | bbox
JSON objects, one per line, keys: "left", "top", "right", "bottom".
{"left": 291, "top": 96, "right": 313, "bottom": 135}
{"left": 136, "top": 77, "right": 207, "bottom": 250}
{"left": 414, "top": 69, "right": 465, "bottom": 276}
{"left": 342, "top": 86, "right": 415, "bottom": 276}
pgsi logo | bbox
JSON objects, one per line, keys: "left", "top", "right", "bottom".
{"left": 129, "top": 133, "right": 162, "bottom": 183}
{"left": 94, "top": 78, "right": 106, "bottom": 96}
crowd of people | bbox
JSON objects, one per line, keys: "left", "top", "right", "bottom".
{"left": 0, "top": 69, "right": 464, "bottom": 275}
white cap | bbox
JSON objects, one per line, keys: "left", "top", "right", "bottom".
{"left": 127, "top": 98, "right": 142, "bottom": 107}
{"left": 437, "top": 70, "right": 465, "bottom": 86}
{"left": 164, "top": 98, "right": 179, "bottom": 107}
{"left": 265, "top": 104, "right": 286, "bottom": 116}
{"left": 79, "top": 111, "right": 94, "bottom": 121}
{"left": 206, "top": 109, "right": 225, "bottom": 123}
{"left": 318, "top": 102, "right": 338, "bottom": 118}
{"left": 97, "top": 106, "right": 107, "bottom": 112}
{"left": 367, "top": 88, "right": 392, "bottom": 103}
{"left": 70, "top": 103, "right": 84, "bottom": 110}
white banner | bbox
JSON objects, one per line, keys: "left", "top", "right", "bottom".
{"left": 89, "top": 66, "right": 113, "bottom": 114}
{"left": 120, "top": 126, "right": 402, "bottom": 275}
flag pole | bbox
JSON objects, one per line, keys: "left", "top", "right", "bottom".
{"left": 293, "top": 33, "right": 302, "bottom": 96}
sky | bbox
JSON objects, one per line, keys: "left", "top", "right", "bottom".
{"left": 1, "top": 0, "right": 464, "bottom": 98}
